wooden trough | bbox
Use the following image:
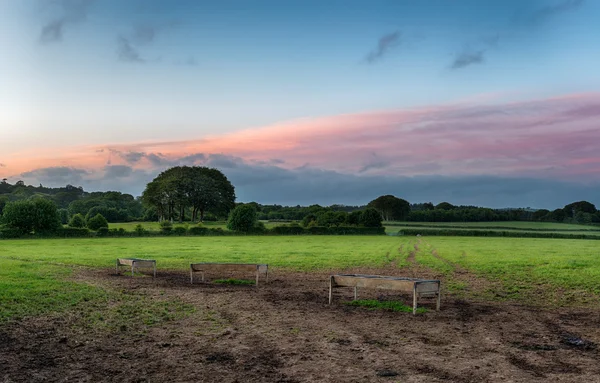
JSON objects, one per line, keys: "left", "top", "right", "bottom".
{"left": 116, "top": 258, "right": 157, "bottom": 278}
{"left": 328, "top": 274, "right": 441, "bottom": 315}
{"left": 190, "top": 263, "right": 269, "bottom": 286}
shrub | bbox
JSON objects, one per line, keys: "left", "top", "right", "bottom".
{"left": 359, "top": 208, "right": 383, "bottom": 228}
{"left": 189, "top": 226, "right": 209, "bottom": 235}
{"left": 68, "top": 213, "right": 86, "bottom": 228}
{"left": 56, "top": 227, "right": 91, "bottom": 238}
{"left": 2, "top": 199, "right": 61, "bottom": 235}
{"left": 134, "top": 224, "right": 146, "bottom": 236}
{"left": 96, "top": 227, "right": 109, "bottom": 236}
{"left": 227, "top": 204, "right": 258, "bottom": 233}
{"left": 159, "top": 220, "right": 173, "bottom": 233}
{"left": 58, "top": 209, "right": 70, "bottom": 225}
{"left": 173, "top": 226, "right": 187, "bottom": 236}
{"left": 87, "top": 213, "right": 109, "bottom": 231}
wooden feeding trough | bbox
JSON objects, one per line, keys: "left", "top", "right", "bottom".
{"left": 115, "top": 258, "right": 157, "bottom": 278}
{"left": 328, "top": 274, "right": 441, "bottom": 315}
{"left": 190, "top": 263, "right": 269, "bottom": 286}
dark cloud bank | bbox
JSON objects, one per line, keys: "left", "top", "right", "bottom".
{"left": 16, "top": 155, "right": 600, "bottom": 210}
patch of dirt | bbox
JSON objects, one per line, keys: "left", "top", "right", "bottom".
{"left": 2, "top": 267, "right": 600, "bottom": 382}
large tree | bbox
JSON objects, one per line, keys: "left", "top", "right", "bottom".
{"left": 141, "top": 166, "right": 235, "bottom": 222}
{"left": 367, "top": 195, "right": 410, "bottom": 221}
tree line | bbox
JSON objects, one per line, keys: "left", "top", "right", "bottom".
{"left": 1, "top": 168, "right": 598, "bottom": 238}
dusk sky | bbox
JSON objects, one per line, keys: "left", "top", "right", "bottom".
{"left": 1, "top": 0, "right": 599, "bottom": 208}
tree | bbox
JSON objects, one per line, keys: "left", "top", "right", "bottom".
{"left": 2, "top": 200, "right": 36, "bottom": 234}
{"left": 87, "top": 213, "right": 108, "bottom": 231}
{"left": 58, "top": 208, "right": 70, "bottom": 225}
{"left": 69, "top": 213, "right": 86, "bottom": 228}
{"left": 563, "top": 201, "right": 597, "bottom": 217}
{"left": 141, "top": 166, "right": 236, "bottom": 222}
{"left": 32, "top": 199, "right": 62, "bottom": 233}
{"left": 435, "top": 202, "right": 455, "bottom": 210}
{"left": 1, "top": 198, "right": 61, "bottom": 234}
{"left": 359, "top": 208, "right": 383, "bottom": 228}
{"left": 227, "top": 204, "right": 257, "bottom": 232}
{"left": 367, "top": 195, "right": 410, "bottom": 221}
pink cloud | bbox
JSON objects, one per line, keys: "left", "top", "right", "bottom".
{"left": 4, "top": 93, "right": 600, "bottom": 181}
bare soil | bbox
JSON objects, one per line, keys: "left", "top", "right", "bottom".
{"left": 1, "top": 265, "right": 600, "bottom": 382}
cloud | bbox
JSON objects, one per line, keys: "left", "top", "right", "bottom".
{"left": 450, "top": 50, "right": 485, "bottom": 69}
{"left": 116, "top": 22, "right": 177, "bottom": 63}
{"left": 531, "top": 0, "right": 585, "bottom": 23}
{"left": 16, "top": 157, "right": 599, "bottom": 208}
{"left": 103, "top": 165, "right": 133, "bottom": 178}
{"left": 365, "top": 31, "right": 401, "bottom": 63}
{"left": 117, "top": 36, "right": 145, "bottom": 63}
{"left": 39, "top": 0, "right": 93, "bottom": 44}
{"left": 8, "top": 93, "right": 600, "bottom": 197}
{"left": 20, "top": 166, "right": 89, "bottom": 185}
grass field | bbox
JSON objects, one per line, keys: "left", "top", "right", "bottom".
{"left": 2, "top": 234, "right": 600, "bottom": 324}
{"left": 387, "top": 220, "right": 600, "bottom": 231}
{"left": 413, "top": 236, "right": 600, "bottom": 304}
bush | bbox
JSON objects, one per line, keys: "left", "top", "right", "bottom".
{"left": 2, "top": 199, "right": 61, "bottom": 235}
{"left": 359, "top": 208, "right": 383, "bottom": 228}
{"left": 68, "top": 213, "right": 86, "bottom": 228}
{"left": 0, "top": 226, "right": 23, "bottom": 239}
{"left": 134, "top": 224, "right": 146, "bottom": 236}
{"left": 55, "top": 227, "right": 91, "bottom": 238}
{"left": 173, "top": 226, "right": 187, "bottom": 236}
{"left": 227, "top": 204, "right": 258, "bottom": 233}
{"left": 96, "top": 227, "right": 109, "bottom": 236}
{"left": 189, "top": 226, "right": 209, "bottom": 235}
{"left": 159, "top": 220, "right": 173, "bottom": 233}
{"left": 58, "top": 209, "right": 70, "bottom": 225}
{"left": 87, "top": 213, "right": 109, "bottom": 231}
{"left": 271, "top": 225, "right": 305, "bottom": 235}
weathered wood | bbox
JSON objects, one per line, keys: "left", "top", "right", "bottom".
{"left": 328, "top": 274, "right": 441, "bottom": 315}
{"left": 115, "top": 258, "right": 156, "bottom": 278}
{"left": 189, "top": 263, "right": 269, "bottom": 286}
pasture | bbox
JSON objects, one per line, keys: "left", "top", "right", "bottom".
{"left": 1, "top": 235, "right": 600, "bottom": 381}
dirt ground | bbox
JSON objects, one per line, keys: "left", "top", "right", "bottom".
{"left": 1, "top": 264, "right": 599, "bottom": 383}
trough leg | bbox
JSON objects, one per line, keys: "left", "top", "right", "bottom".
{"left": 115, "top": 259, "right": 119, "bottom": 275}
{"left": 354, "top": 286, "right": 358, "bottom": 300}
{"left": 131, "top": 263, "right": 135, "bottom": 277}
{"left": 412, "top": 285, "right": 417, "bottom": 315}
{"left": 190, "top": 268, "right": 193, "bottom": 284}
{"left": 265, "top": 267, "right": 269, "bottom": 284}
{"left": 328, "top": 276, "right": 333, "bottom": 305}
{"left": 436, "top": 290, "right": 441, "bottom": 311}
{"left": 256, "top": 270, "right": 259, "bottom": 287}
{"left": 201, "top": 272, "right": 205, "bottom": 282}
{"left": 153, "top": 262, "right": 156, "bottom": 279}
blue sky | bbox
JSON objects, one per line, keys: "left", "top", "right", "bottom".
{"left": 1, "top": 0, "right": 599, "bottom": 208}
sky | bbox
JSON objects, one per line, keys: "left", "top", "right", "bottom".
{"left": 1, "top": 0, "right": 599, "bottom": 208}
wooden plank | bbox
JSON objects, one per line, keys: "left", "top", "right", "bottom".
{"left": 132, "top": 260, "right": 156, "bottom": 268}
{"left": 190, "top": 263, "right": 260, "bottom": 273}
{"left": 332, "top": 275, "right": 416, "bottom": 292}
{"left": 117, "top": 258, "right": 155, "bottom": 267}
{"left": 416, "top": 281, "right": 440, "bottom": 294}
{"left": 328, "top": 274, "right": 441, "bottom": 314}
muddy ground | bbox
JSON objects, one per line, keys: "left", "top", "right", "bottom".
{"left": 1, "top": 263, "right": 599, "bottom": 383}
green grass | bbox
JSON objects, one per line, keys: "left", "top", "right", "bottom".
{"left": 0, "top": 236, "right": 406, "bottom": 270}
{"left": 213, "top": 278, "right": 256, "bottom": 285}
{"left": 386, "top": 221, "right": 599, "bottom": 231}
{"left": 345, "top": 299, "right": 427, "bottom": 314}
{"left": 415, "top": 237, "right": 600, "bottom": 303}
{"left": 3, "top": 234, "right": 600, "bottom": 324}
